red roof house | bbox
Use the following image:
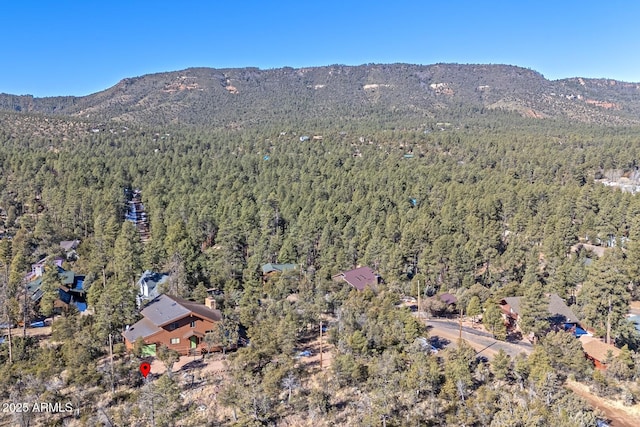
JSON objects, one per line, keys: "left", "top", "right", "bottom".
{"left": 332, "top": 266, "right": 381, "bottom": 291}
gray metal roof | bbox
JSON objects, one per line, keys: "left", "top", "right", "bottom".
{"left": 122, "top": 317, "right": 162, "bottom": 342}
{"left": 502, "top": 293, "right": 578, "bottom": 323}
{"left": 548, "top": 293, "right": 578, "bottom": 323}
{"left": 503, "top": 296, "right": 522, "bottom": 315}
{"left": 140, "top": 294, "right": 222, "bottom": 327}
{"left": 141, "top": 294, "right": 191, "bottom": 326}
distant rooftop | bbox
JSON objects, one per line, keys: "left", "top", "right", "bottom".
{"left": 502, "top": 293, "right": 578, "bottom": 324}
{"left": 438, "top": 293, "right": 458, "bottom": 305}
{"left": 333, "top": 266, "right": 380, "bottom": 291}
{"left": 579, "top": 335, "right": 621, "bottom": 362}
{"left": 261, "top": 263, "right": 297, "bottom": 274}
{"left": 59, "top": 239, "right": 80, "bottom": 251}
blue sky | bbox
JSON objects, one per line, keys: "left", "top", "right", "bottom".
{"left": 3, "top": 1, "right": 639, "bottom": 97}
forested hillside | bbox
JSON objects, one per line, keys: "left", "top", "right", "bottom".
{"left": 1, "top": 64, "right": 640, "bottom": 426}
{"left": 2, "top": 63, "right": 640, "bottom": 127}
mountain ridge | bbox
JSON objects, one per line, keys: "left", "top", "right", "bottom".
{"left": 1, "top": 63, "right": 639, "bottom": 127}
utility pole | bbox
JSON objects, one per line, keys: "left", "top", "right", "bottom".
{"left": 23, "top": 278, "right": 27, "bottom": 339}
{"left": 606, "top": 295, "right": 612, "bottom": 345}
{"left": 1, "top": 253, "right": 11, "bottom": 364}
{"left": 459, "top": 308, "right": 463, "bottom": 340}
{"left": 109, "top": 333, "right": 115, "bottom": 393}
{"left": 7, "top": 322, "right": 12, "bottom": 364}
{"left": 417, "top": 280, "right": 421, "bottom": 318}
{"left": 319, "top": 320, "right": 323, "bottom": 370}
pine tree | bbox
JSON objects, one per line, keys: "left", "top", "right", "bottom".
{"left": 490, "top": 349, "right": 511, "bottom": 381}
{"left": 466, "top": 295, "right": 481, "bottom": 325}
{"left": 215, "top": 316, "right": 240, "bottom": 356}
{"left": 579, "top": 250, "right": 630, "bottom": 340}
{"left": 40, "top": 260, "right": 63, "bottom": 317}
{"left": 156, "top": 345, "right": 180, "bottom": 378}
{"left": 483, "top": 300, "right": 506, "bottom": 340}
{"left": 92, "top": 277, "right": 138, "bottom": 342}
{"left": 519, "top": 281, "right": 549, "bottom": 342}
{"left": 139, "top": 373, "right": 182, "bottom": 426}
{"left": 113, "top": 221, "right": 142, "bottom": 284}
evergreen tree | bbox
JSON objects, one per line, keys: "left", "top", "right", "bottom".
{"left": 579, "top": 250, "right": 630, "bottom": 341}
{"left": 113, "top": 221, "right": 143, "bottom": 284}
{"left": 156, "top": 345, "right": 180, "bottom": 378}
{"left": 483, "top": 300, "right": 506, "bottom": 340}
{"left": 139, "top": 373, "right": 182, "bottom": 426}
{"left": 466, "top": 295, "right": 481, "bottom": 325}
{"left": 519, "top": 281, "right": 549, "bottom": 342}
{"left": 490, "top": 349, "right": 511, "bottom": 381}
{"left": 39, "top": 260, "right": 63, "bottom": 317}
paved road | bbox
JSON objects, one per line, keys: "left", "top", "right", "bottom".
{"left": 422, "top": 317, "right": 533, "bottom": 359}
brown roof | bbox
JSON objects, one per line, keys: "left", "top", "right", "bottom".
{"left": 333, "top": 266, "right": 379, "bottom": 291}
{"left": 579, "top": 336, "right": 621, "bottom": 362}
{"left": 439, "top": 293, "right": 458, "bottom": 305}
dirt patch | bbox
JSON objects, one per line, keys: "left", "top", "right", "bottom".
{"left": 566, "top": 379, "right": 640, "bottom": 427}
{"left": 150, "top": 354, "right": 228, "bottom": 377}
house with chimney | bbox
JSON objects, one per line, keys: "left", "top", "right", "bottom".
{"left": 123, "top": 294, "right": 222, "bottom": 356}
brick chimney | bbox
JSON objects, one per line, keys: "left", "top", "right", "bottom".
{"left": 205, "top": 297, "right": 216, "bottom": 310}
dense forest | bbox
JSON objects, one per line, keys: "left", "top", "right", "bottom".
{"left": 1, "top": 65, "right": 640, "bottom": 426}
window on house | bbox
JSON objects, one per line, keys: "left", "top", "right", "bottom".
{"left": 170, "top": 338, "right": 180, "bottom": 345}
{"left": 168, "top": 322, "right": 179, "bottom": 331}
{"left": 190, "top": 320, "right": 196, "bottom": 328}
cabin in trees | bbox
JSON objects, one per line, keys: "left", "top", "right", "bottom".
{"left": 500, "top": 293, "right": 580, "bottom": 333}
{"left": 438, "top": 293, "right": 458, "bottom": 307}
{"left": 261, "top": 263, "right": 298, "bottom": 280}
{"left": 123, "top": 294, "right": 222, "bottom": 356}
{"left": 579, "top": 335, "right": 621, "bottom": 370}
{"left": 422, "top": 293, "right": 458, "bottom": 317}
{"left": 26, "top": 258, "right": 87, "bottom": 312}
{"left": 59, "top": 239, "right": 80, "bottom": 261}
{"left": 332, "top": 266, "right": 381, "bottom": 291}
{"left": 136, "top": 270, "right": 169, "bottom": 307}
